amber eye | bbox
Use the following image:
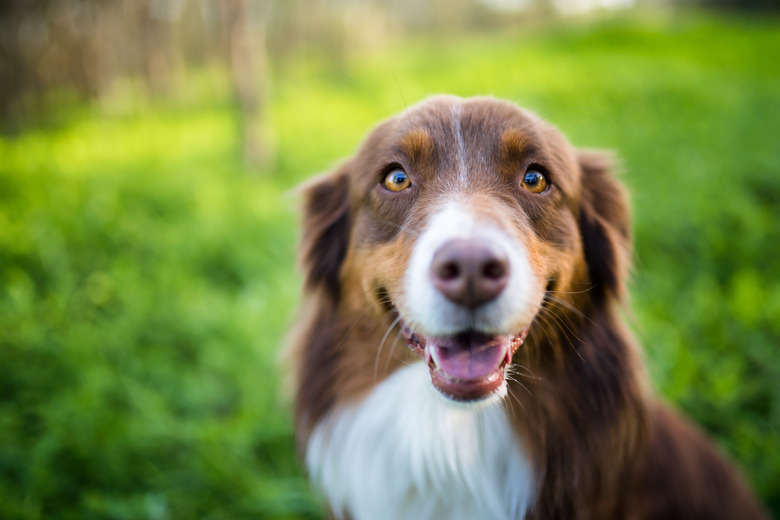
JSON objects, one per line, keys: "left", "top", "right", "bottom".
{"left": 521, "top": 169, "right": 548, "bottom": 194}
{"left": 383, "top": 168, "right": 411, "bottom": 192}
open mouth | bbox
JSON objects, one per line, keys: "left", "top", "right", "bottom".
{"left": 402, "top": 325, "right": 528, "bottom": 402}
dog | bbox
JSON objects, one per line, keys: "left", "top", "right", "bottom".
{"left": 286, "top": 96, "right": 768, "bottom": 519}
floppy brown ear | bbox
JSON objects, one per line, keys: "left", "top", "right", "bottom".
{"left": 299, "top": 166, "right": 351, "bottom": 302}
{"left": 577, "top": 150, "right": 632, "bottom": 303}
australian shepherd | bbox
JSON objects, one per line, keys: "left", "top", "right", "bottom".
{"left": 285, "top": 96, "right": 768, "bottom": 520}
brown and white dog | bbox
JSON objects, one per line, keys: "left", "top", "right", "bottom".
{"left": 286, "top": 96, "right": 768, "bottom": 520}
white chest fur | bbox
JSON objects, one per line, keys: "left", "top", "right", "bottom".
{"left": 306, "top": 362, "right": 536, "bottom": 520}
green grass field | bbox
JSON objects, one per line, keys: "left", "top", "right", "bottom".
{"left": 1, "top": 12, "right": 779, "bottom": 519}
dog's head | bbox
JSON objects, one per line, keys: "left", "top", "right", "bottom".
{"left": 299, "top": 95, "right": 630, "bottom": 405}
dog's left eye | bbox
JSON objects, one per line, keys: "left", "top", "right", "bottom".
{"left": 521, "top": 169, "right": 548, "bottom": 194}
{"left": 383, "top": 168, "right": 411, "bottom": 192}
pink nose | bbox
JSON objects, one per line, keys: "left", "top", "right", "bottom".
{"left": 430, "top": 238, "right": 509, "bottom": 308}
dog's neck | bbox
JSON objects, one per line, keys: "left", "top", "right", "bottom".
{"left": 305, "top": 362, "right": 536, "bottom": 520}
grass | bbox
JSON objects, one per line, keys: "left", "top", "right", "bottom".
{"left": 1, "top": 11, "right": 779, "bottom": 518}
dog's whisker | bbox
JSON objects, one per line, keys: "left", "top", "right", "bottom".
{"left": 534, "top": 309, "right": 583, "bottom": 364}
{"left": 382, "top": 327, "right": 409, "bottom": 373}
{"left": 331, "top": 305, "right": 377, "bottom": 353}
{"left": 531, "top": 312, "right": 556, "bottom": 350}
{"left": 542, "top": 306, "right": 584, "bottom": 346}
{"left": 542, "top": 303, "right": 591, "bottom": 340}
{"left": 504, "top": 379, "right": 527, "bottom": 415}
{"left": 374, "top": 314, "right": 404, "bottom": 382}
{"left": 505, "top": 367, "right": 533, "bottom": 399}
{"left": 544, "top": 293, "right": 590, "bottom": 322}
{"left": 511, "top": 362, "right": 538, "bottom": 380}
{"left": 538, "top": 307, "right": 587, "bottom": 363}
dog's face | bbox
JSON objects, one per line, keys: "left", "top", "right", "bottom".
{"left": 300, "top": 96, "right": 629, "bottom": 404}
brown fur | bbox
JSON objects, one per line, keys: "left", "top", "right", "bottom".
{"left": 287, "top": 96, "right": 769, "bottom": 519}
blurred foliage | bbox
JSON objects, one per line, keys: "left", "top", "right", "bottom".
{"left": 1, "top": 10, "right": 779, "bottom": 519}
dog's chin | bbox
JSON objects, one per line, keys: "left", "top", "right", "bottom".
{"left": 403, "top": 325, "right": 528, "bottom": 403}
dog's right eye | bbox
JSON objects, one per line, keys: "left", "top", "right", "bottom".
{"left": 383, "top": 168, "right": 411, "bottom": 192}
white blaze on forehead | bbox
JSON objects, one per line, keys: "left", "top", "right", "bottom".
{"left": 451, "top": 102, "right": 468, "bottom": 186}
{"left": 402, "top": 202, "right": 540, "bottom": 336}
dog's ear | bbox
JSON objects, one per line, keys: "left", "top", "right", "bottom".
{"left": 299, "top": 165, "right": 351, "bottom": 302}
{"left": 577, "top": 150, "right": 631, "bottom": 303}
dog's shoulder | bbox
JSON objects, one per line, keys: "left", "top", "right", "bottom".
{"left": 627, "top": 402, "right": 770, "bottom": 520}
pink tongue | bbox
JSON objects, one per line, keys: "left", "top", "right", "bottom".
{"left": 428, "top": 332, "right": 509, "bottom": 381}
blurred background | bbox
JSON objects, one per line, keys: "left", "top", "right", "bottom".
{"left": 1, "top": 0, "right": 779, "bottom": 518}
